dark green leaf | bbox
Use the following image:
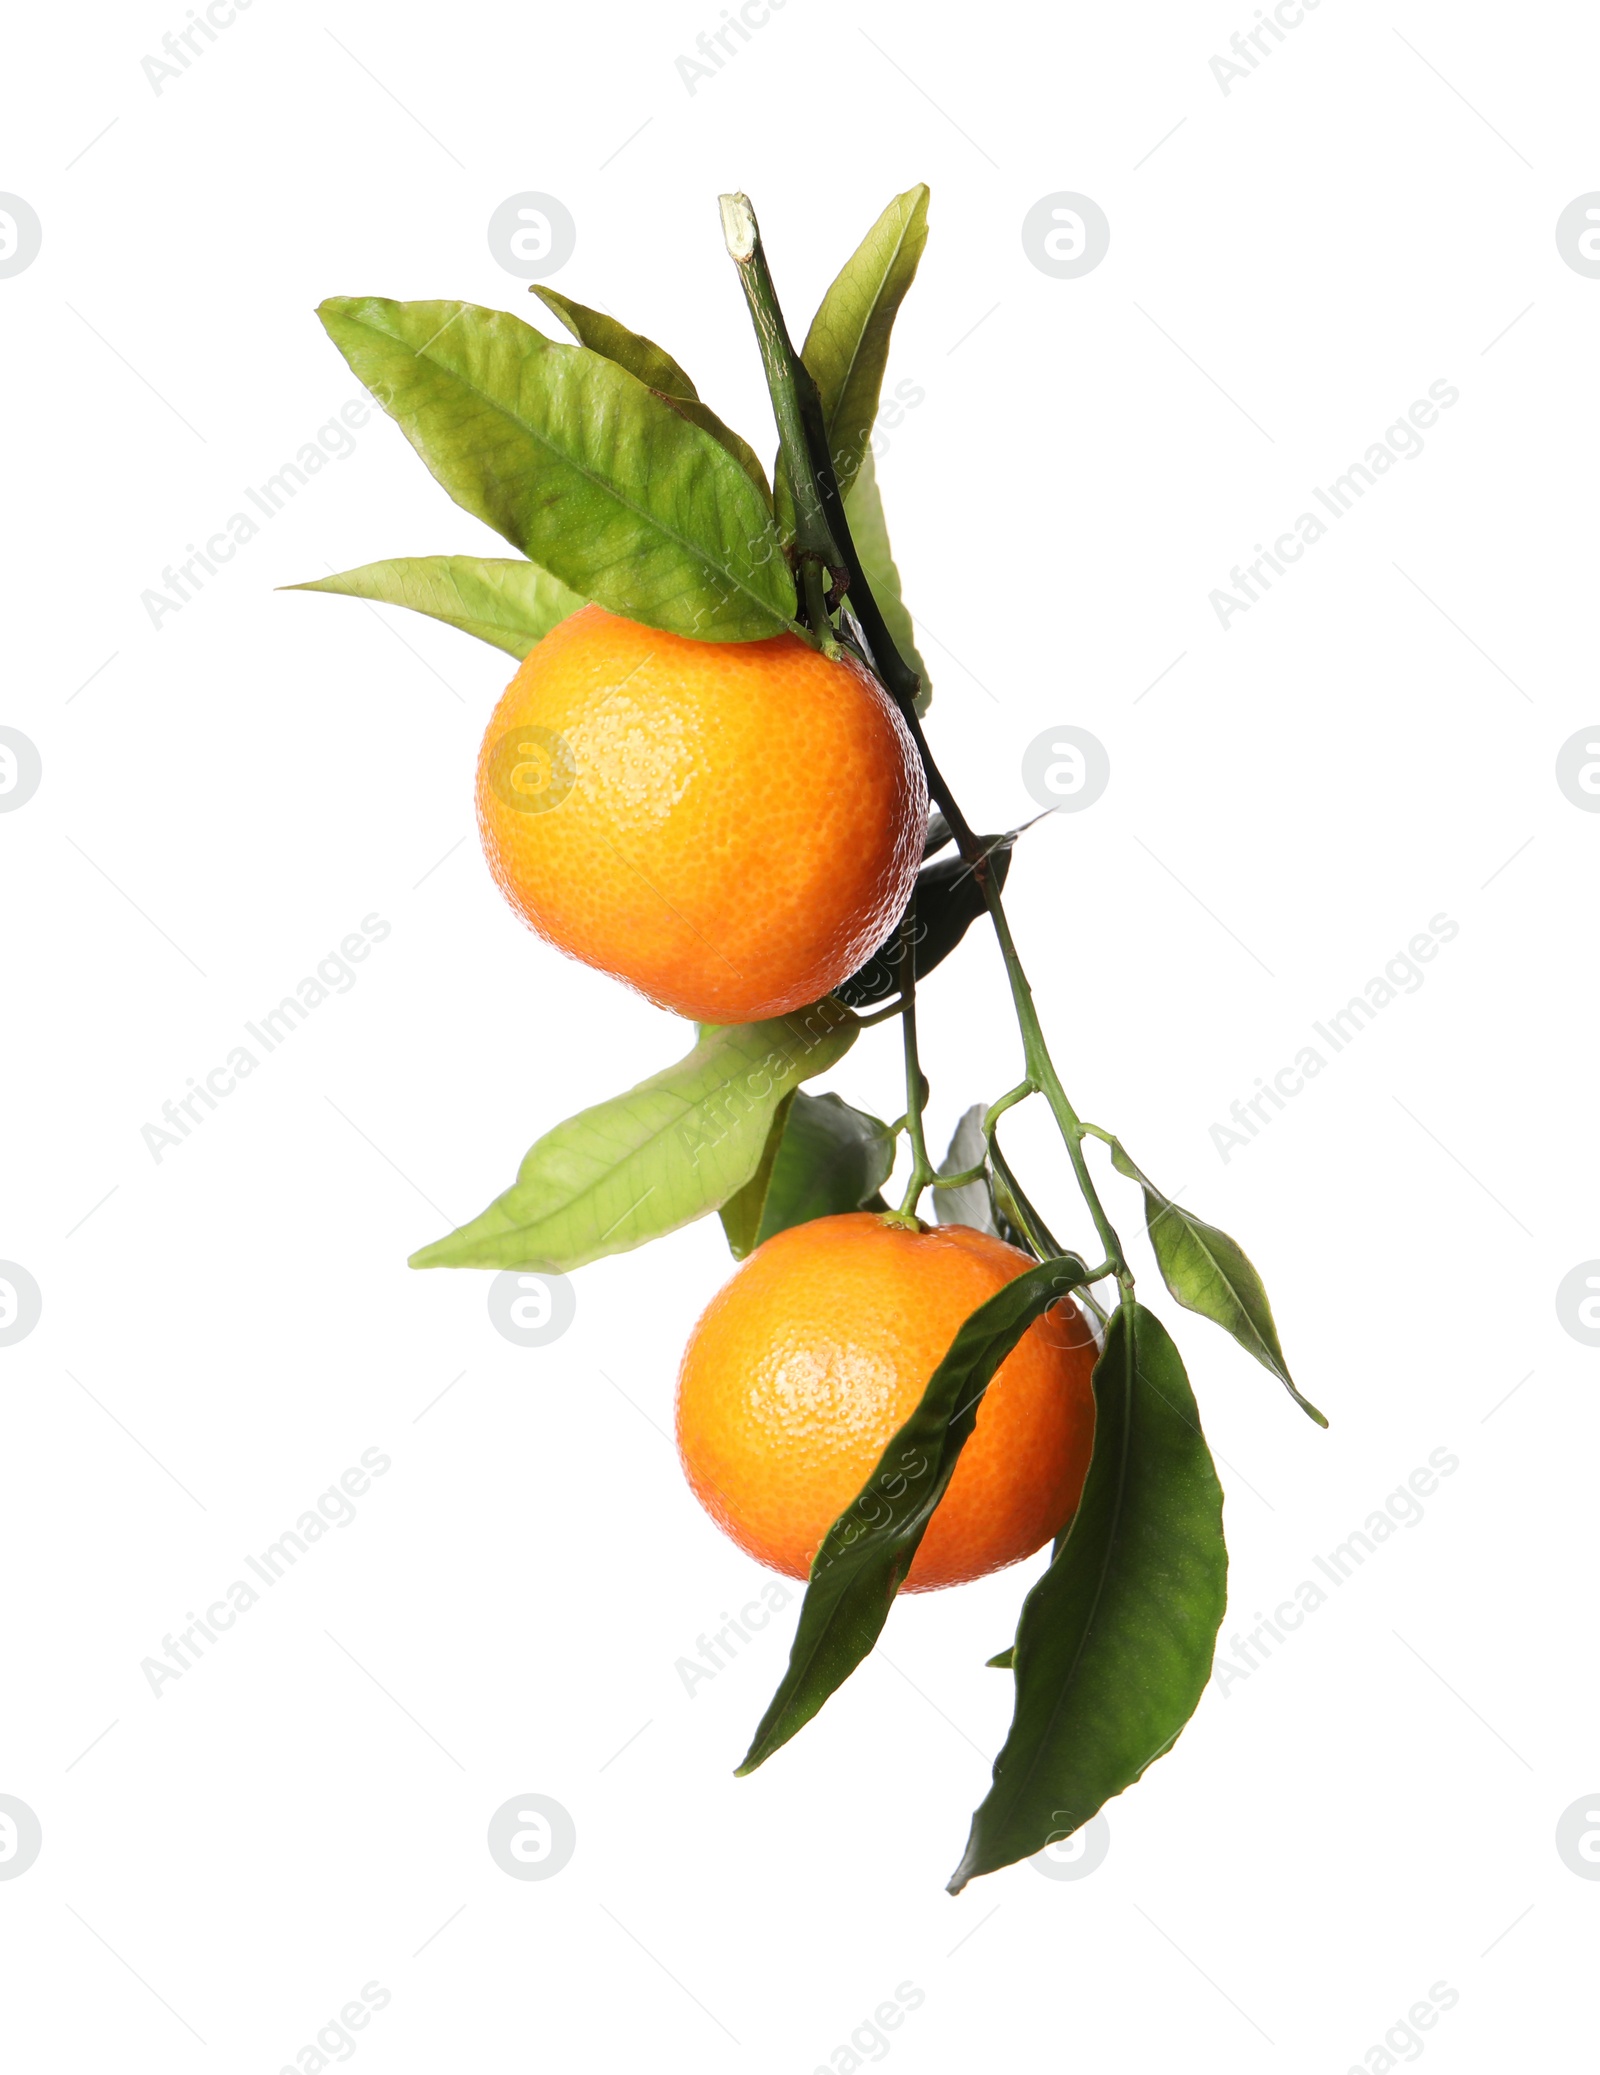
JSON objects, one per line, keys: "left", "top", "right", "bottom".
{"left": 317, "top": 296, "right": 794, "bottom": 640}
{"left": 801, "top": 184, "right": 930, "bottom": 498}
{"left": 530, "top": 287, "right": 772, "bottom": 501}
{"left": 1108, "top": 1140, "right": 1326, "bottom": 1427}
{"left": 718, "top": 1091, "right": 795, "bottom": 1261}
{"left": 948, "top": 1301, "right": 1227, "bottom": 1892}
{"left": 835, "top": 839, "right": 1012, "bottom": 1010}
{"left": 843, "top": 448, "right": 932, "bottom": 713}
{"left": 922, "top": 810, "right": 954, "bottom": 860}
{"left": 409, "top": 1003, "right": 856, "bottom": 1273}
{"left": 755, "top": 1091, "right": 896, "bottom": 1246}
{"left": 722, "top": 1089, "right": 895, "bottom": 1259}
{"left": 286, "top": 554, "right": 584, "bottom": 660}
{"left": 738, "top": 1253, "right": 1091, "bottom": 1775}
{"left": 985, "top": 1144, "right": 1038, "bottom": 1255}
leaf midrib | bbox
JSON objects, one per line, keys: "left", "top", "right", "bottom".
{"left": 481, "top": 1047, "right": 772, "bottom": 1245}
{"left": 350, "top": 305, "right": 787, "bottom": 626}
{"left": 746, "top": 1267, "right": 1061, "bottom": 1766}
{"left": 985, "top": 1309, "right": 1141, "bottom": 1830}
{"left": 1181, "top": 1215, "right": 1278, "bottom": 1365}
{"left": 817, "top": 203, "right": 922, "bottom": 456}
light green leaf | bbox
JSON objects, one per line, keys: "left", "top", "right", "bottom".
{"left": 1108, "top": 1139, "right": 1326, "bottom": 1427}
{"left": 317, "top": 296, "right": 795, "bottom": 640}
{"left": 529, "top": 286, "right": 702, "bottom": 399}
{"left": 843, "top": 449, "right": 931, "bottom": 713}
{"left": 410, "top": 1003, "right": 857, "bottom": 1272}
{"left": 286, "top": 555, "right": 584, "bottom": 660}
{"left": 802, "top": 184, "right": 930, "bottom": 497}
{"left": 718, "top": 1090, "right": 795, "bottom": 1261}
{"left": 531, "top": 287, "right": 772, "bottom": 502}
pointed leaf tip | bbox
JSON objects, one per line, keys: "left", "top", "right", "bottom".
{"left": 738, "top": 1254, "right": 1092, "bottom": 1774}
{"left": 948, "top": 1302, "right": 1227, "bottom": 1888}
{"left": 1107, "top": 1137, "right": 1327, "bottom": 1427}
{"left": 409, "top": 1006, "right": 857, "bottom": 1274}
{"left": 314, "top": 294, "right": 792, "bottom": 637}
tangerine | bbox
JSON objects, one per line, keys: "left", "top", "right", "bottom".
{"left": 476, "top": 605, "right": 926, "bottom": 1023}
{"left": 675, "top": 1212, "right": 1097, "bottom": 1592}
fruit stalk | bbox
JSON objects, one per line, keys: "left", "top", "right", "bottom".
{"left": 892, "top": 894, "right": 934, "bottom": 1220}
{"left": 977, "top": 876, "right": 1129, "bottom": 1285}
{"left": 722, "top": 194, "right": 1129, "bottom": 1284}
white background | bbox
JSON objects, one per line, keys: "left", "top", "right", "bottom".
{"left": 3, "top": 1, "right": 1596, "bottom": 2068}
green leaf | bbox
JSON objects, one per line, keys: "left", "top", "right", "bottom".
{"left": 1107, "top": 1139, "right": 1326, "bottom": 1427}
{"left": 718, "top": 1090, "right": 795, "bottom": 1261}
{"left": 720, "top": 1089, "right": 896, "bottom": 1259}
{"left": 835, "top": 838, "right": 1012, "bottom": 1010}
{"left": 756, "top": 1092, "right": 896, "bottom": 1246}
{"left": 777, "top": 188, "right": 932, "bottom": 705}
{"left": 922, "top": 810, "right": 954, "bottom": 859}
{"left": 317, "top": 296, "right": 795, "bottom": 640}
{"left": 985, "top": 1147, "right": 1037, "bottom": 1255}
{"left": 286, "top": 555, "right": 584, "bottom": 660}
{"left": 986, "top": 1647, "right": 1015, "bottom": 1670}
{"left": 931, "top": 1105, "right": 995, "bottom": 1234}
{"left": 933, "top": 1107, "right": 1035, "bottom": 1252}
{"left": 738, "top": 1252, "right": 1092, "bottom": 1776}
{"left": 530, "top": 287, "right": 772, "bottom": 502}
{"left": 801, "top": 185, "right": 930, "bottom": 498}
{"left": 843, "top": 448, "right": 932, "bottom": 714}
{"left": 948, "top": 1301, "right": 1227, "bottom": 1892}
{"left": 529, "top": 286, "right": 702, "bottom": 399}
{"left": 410, "top": 1003, "right": 856, "bottom": 1273}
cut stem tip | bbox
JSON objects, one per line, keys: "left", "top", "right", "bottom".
{"left": 719, "top": 193, "right": 756, "bottom": 262}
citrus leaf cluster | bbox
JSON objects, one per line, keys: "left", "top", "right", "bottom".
{"left": 296, "top": 190, "right": 933, "bottom": 705}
